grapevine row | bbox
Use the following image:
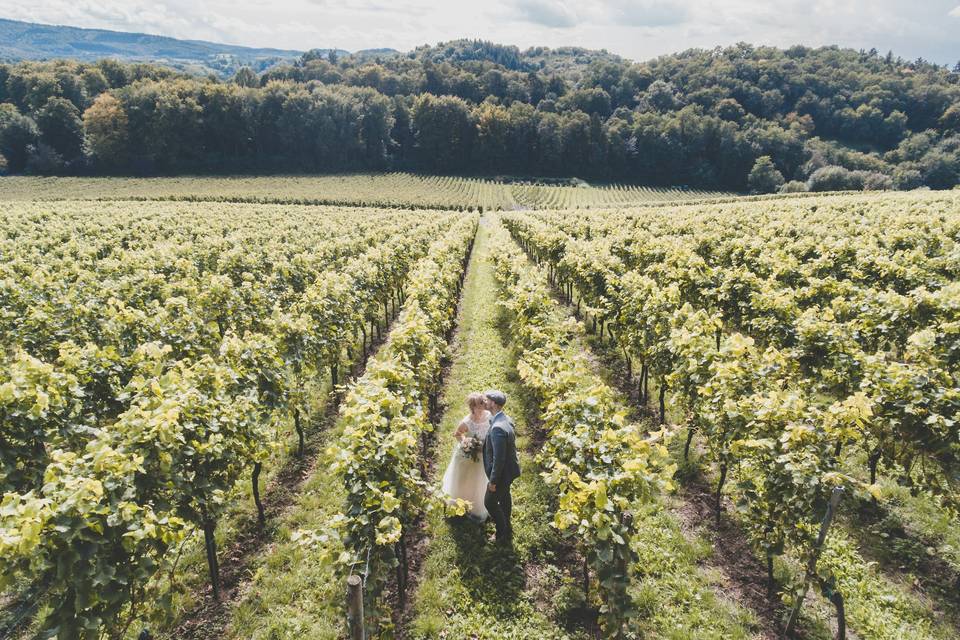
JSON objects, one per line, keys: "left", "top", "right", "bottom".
{"left": 501, "top": 192, "right": 960, "bottom": 632}
{"left": 0, "top": 174, "right": 732, "bottom": 211}
{"left": 504, "top": 193, "right": 959, "bottom": 505}
{"left": 488, "top": 221, "right": 675, "bottom": 639}
{"left": 325, "top": 214, "right": 478, "bottom": 629}
{"left": 0, "top": 201, "right": 467, "bottom": 638}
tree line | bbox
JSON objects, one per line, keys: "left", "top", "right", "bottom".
{"left": 0, "top": 41, "right": 958, "bottom": 192}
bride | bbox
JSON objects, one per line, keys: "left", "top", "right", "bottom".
{"left": 441, "top": 392, "right": 491, "bottom": 520}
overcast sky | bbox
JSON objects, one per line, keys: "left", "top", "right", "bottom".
{"left": 3, "top": 1, "right": 960, "bottom": 65}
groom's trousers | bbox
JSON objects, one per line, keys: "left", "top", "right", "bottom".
{"left": 484, "top": 480, "right": 513, "bottom": 541}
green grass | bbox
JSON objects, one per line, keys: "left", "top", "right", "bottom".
{"left": 220, "top": 442, "right": 347, "bottom": 640}
{"left": 408, "top": 219, "right": 581, "bottom": 639}
{"left": 627, "top": 500, "right": 760, "bottom": 639}
{"left": 841, "top": 450, "right": 960, "bottom": 576}
{"left": 555, "top": 304, "right": 761, "bottom": 638}
{"left": 670, "top": 430, "right": 959, "bottom": 640}
{"left": 564, "top": 287, "right": 960, "bottom": 640}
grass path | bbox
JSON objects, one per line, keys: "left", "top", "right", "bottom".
{"left": 577, "top": 336, "right": 960, "bottom": 640}
{"left": 407, "top": 219, "right": 583, "bottom": 639}
{"left": 499, "top": 227, "right": 766, "bottom": 640}
{"left": 211, "top": 342, "right": 400, "bottom": 639}
{"left": 553, "top": 270, "right": 959, "bottom": 640}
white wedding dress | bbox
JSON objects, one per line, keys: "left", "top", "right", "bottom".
{"left": 441, "top": 411, "right": 491, "bottom": 520}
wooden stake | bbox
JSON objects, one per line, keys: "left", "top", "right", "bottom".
{"left": 347, "top": 575, "right": 365, "bottom": 640}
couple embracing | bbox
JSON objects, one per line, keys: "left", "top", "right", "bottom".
{"left": 441, "top": 390, "right": 520, "bottom": 544}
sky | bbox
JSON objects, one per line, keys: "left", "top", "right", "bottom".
{"left": 2, "top": 1, "right": 960, "bottom": 65}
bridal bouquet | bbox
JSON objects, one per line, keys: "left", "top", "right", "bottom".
{"left": 459, "top": 434, "right": 482, "bottom": 461}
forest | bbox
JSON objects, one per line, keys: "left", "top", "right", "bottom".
{"left": 0, "top": 40, "right": 959, "bottom": 192}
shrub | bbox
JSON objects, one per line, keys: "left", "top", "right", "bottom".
{"left": 861, "top": 172, "right": 893, "bottom": 191}
{"left": 920, "top": 150, "right": 960, "bottom": 189}
{"left": 893, "top": 166, "right": 924, "bottom": 190}
{"left": 807, "top": 165, "right": 861, "bottom": 192}
{"left": 780, "top": 180, "right": 808, "bottom": 193}
{"left": 747, "top": 156, "right": 785, "bottom": 194}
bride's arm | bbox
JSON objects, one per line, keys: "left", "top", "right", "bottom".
{"left": 453, "top": 421, "right": 468, "bottom": 442}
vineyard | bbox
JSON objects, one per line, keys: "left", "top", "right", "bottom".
{"left": 0, "top": 186, "right": 958, "bottom": 640}
{"left": 0, "top": 174, "right": 729, "bottom": 211}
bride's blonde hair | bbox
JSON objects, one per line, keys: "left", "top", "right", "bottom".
{"left": 467, "top": 392, "right": 485, "bottom": 410}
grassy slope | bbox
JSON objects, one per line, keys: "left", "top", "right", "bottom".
{"left": 210, "top": 399, "right": 352, "bottom": 638}
{"left": 567, "top": 302, "right": 958, "bottom": 640}
{"left": 408, "top": 219, "right": 580, "bottom": 639}
{"left": 507, "top": 231, "right": 761, "bottom": 639}
{"left": 557, "top": 245, "right": 960, "bottom": 640}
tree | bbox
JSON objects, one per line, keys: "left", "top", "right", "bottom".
{"left": 96, "top": 59, "right": 130, "bottom": 87}
{"left": 0, "top": 103, "right": 39, "bottom": 172}
{"left": 474, "top": 102, "right": 511, "bottom": 171}
{"left": 36, "top": 97, "right": 84, "bottom": 159}
{"left": 233, "top": 67, "right": 259, "bottom": 88}
{"left": 357, "top": 89, "right": 394, "bottom": 168}
{"left": 715, "top": 98, "right": 746, "bottom": 122}
{"left": 83, "top": 93, "right": 129, "bottom": 167}
{"left": 0, "top": 42, "right": 957, "bottom": 184}
{"left": 4, "top": 70, "right": 61, "bottom": 112}
{"left": 881, "top": 110, "right": 909, "bottom": 148}
{"left": 807, "top": 165, "right": 861, "bottom": 192}
{"left": 941, "top": 104, "right": 960, "bottom": 133}
{"left": 536, "top": 112, "right": 564, "bottom": 175}
{"left": 411, "top": 93, "right": 474, "bottom": 172}
{"left": 25, "top": 142, "right": 65, "bottom": 174}
{"left": 389, "top": 96, "right": 414, "bottom": 166}
{"left": 892, "top": 166, "right": 924, "bottom": 190}
{"left": 640, "top": 80, "right": 680, "bottom": 112}
{"left": 0, "top": 65, "right": 8, "bottom": 103}
{"left": 80, "top": 68, "right": 109, "bottom": 100}
{"left": 747, "top": 156, "right": 785, "bottom": 193}
{"left": 919, "top": 149, "right": 960, "bottom": 189}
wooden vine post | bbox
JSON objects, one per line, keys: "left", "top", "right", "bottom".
{"left": 347, "top": 574, "right": 365, "bottom": 640}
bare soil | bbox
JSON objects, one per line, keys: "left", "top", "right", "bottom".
{"left": 675, "top": 477, "right": 789, "bottom": 640}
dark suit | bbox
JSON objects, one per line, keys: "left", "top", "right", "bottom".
{"left": 483, "top": 411, "right": 520, "bottom": 541}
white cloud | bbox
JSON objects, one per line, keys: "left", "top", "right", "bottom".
{"left": 1, "top": 0, "right": 958, "bottom": 64}
{"left": 510, "top": 0, "right": 689, "bottom": 29}
{"left": 512, "top": 0, "right": 578, "bottom": 28}
{"left": 603, "top": 0, "right": 689, "bottom": 27}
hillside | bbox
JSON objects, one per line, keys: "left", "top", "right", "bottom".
{"left": 1, "top": 188, "right": 958, "bottom": 640}
{"left": 0, "top": 34, "right": 957, "bottom": 191}
{"left": 0, "top": 18, "right": 309, "bottom": 76}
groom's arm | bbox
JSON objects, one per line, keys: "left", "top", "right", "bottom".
{"left": 488, "top": 426, "right": 507, "bottom": 486}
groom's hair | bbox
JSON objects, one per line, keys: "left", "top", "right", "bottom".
{"left": 484, "top": 389, "right": 507, "bottom": 408}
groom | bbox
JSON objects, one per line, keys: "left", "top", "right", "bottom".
{"left": 482, "top": 390, "right": 521, "bottom": 544}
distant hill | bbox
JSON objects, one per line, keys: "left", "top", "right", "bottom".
{"left": 408, "top": 40, "right": 626, "bottom": 76}
{"left": 0, "top": 18, "right": 318, "bottom": 76}
{"left": 0, "top": 28, "right": 956, "bottom": 192}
